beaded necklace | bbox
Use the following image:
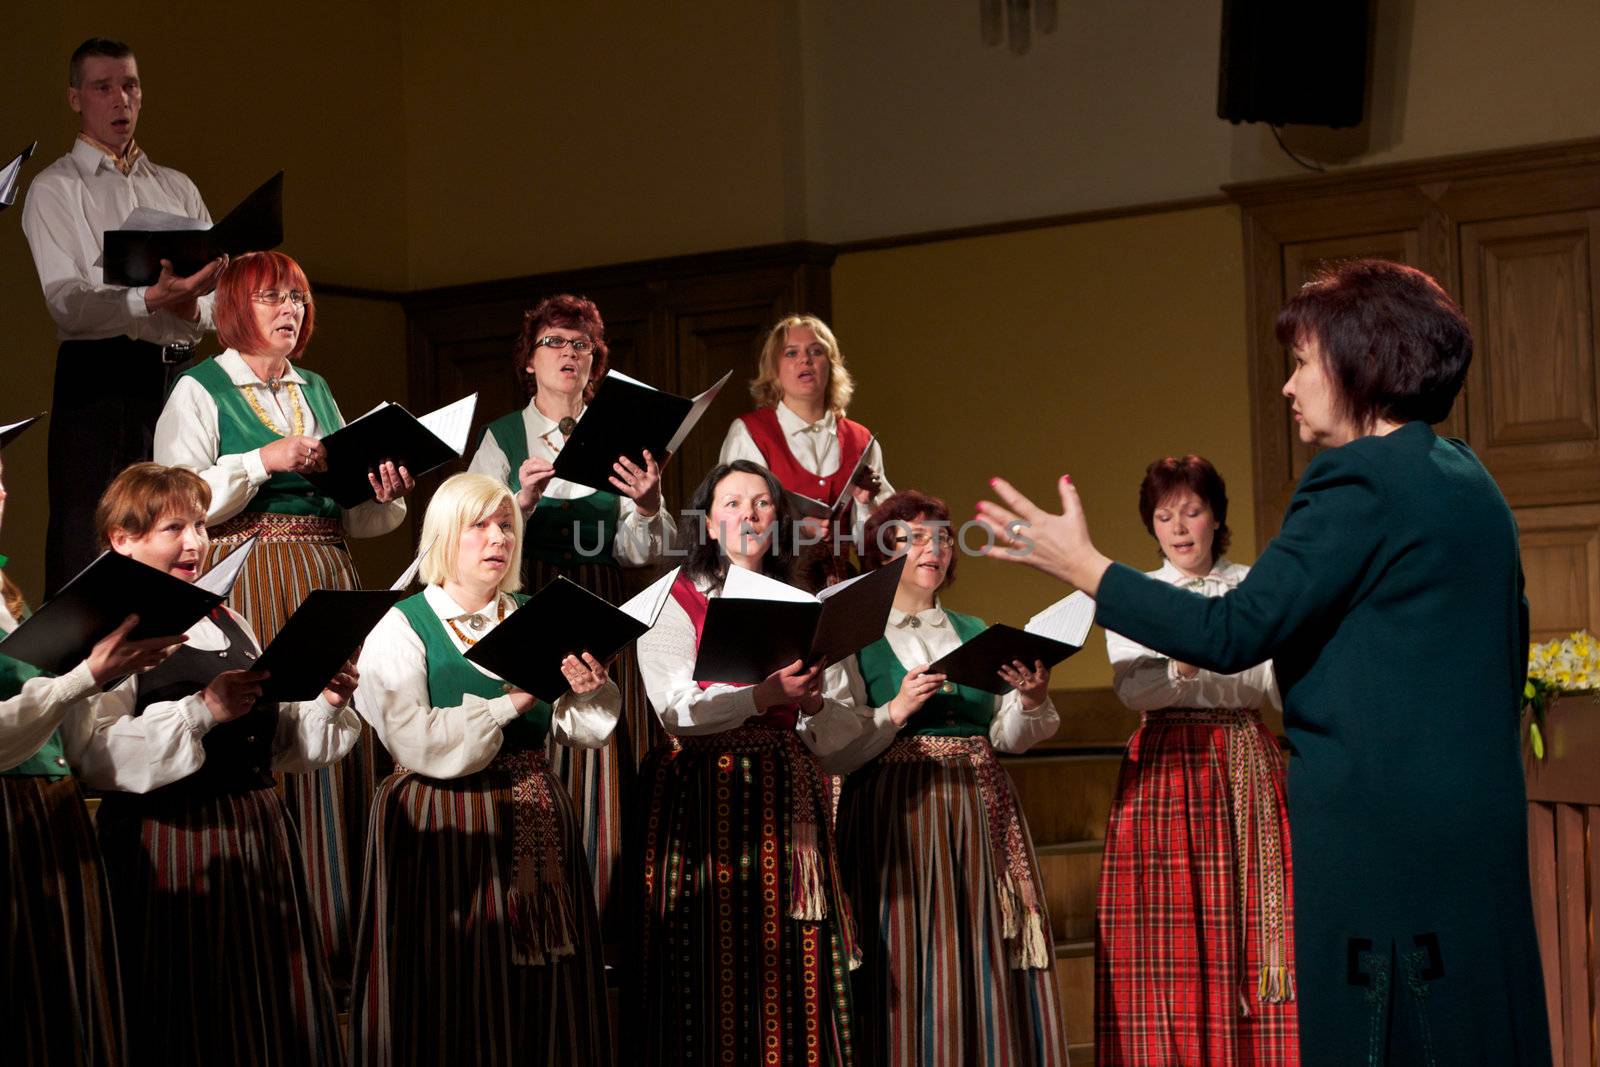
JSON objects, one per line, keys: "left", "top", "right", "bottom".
{"left": 445, "top": 594, "right": 507, "bottom": 647}
{"left": 241, "top": 380, "right": 306, "bottom": 438}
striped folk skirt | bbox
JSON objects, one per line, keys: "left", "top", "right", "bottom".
{"left": 1097, "top": 708, "right": 1298, "bottom": 1066}
{"left": 525, "top": 556, "right": 658, "bottom": 933}
{"left": 631, "top": 726, "right": 859, "bottom": 1067}
{"left": 95, "top": 784, "right": 342, "bottom": 1066}
{"left": 835, "top": 735, "right": 1069, "bottom": 1067}
{"left": 349, "top": 748, "right": 612, "bottom": 1066}
{"left": 1, "top": 776, "right": 124, "bottom": 1067}
{"left": 207, "top": 511, "right": 392, "bottom": 998}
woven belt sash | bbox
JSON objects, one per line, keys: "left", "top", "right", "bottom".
{"left": 1141, "top": 708, "right": 1295, "bottom": 1011}
{"left": 671, "top": 725, "right": 856, "bottom": 961}
{"left": 880, "top": 734, "right": 1050, "bottom": 970}
{"left": 394, "top": 747, "right": 574, "bottom": 967}
{"left": 209, "top": 511, "right": 343, "bottom": 544}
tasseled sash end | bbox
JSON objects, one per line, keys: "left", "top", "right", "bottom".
{"left": 503, "top": 749, "right": 577, "bottom": 967}
{"left": 787, "top": 816, "right": 829, "bottom": 922}
{"left": 1258, "top": 964, "right": 1295, "bottom": 1004}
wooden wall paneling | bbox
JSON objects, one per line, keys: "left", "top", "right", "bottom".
{"left": 1516, "top": 503, "right": 1600, "bottom": 641}
{"left": 1460, "top": 212, "right": 1600, "bottom": 508}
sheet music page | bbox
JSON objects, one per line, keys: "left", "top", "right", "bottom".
{"left": 619, "top": 566, "right": 682, "bottom": 626}
{"left": 0, "top": 142, "right": 35, "bottom": 206}
{"left": 1025, "top": 590, "right": 1096, "bottom": 646}
{"left": 602, "top": 369, "right": 660, "bottom": 393}
{"left": 196, "top": 535, "right": 259, "bottom": 595}
{"left": 416, "top": 393, "right": 478, "bottom": 455}
{"left": 814, "top": 566, "right": 874, "bottom": 602}
{"left": 722, "top": 564, "right": 817, "bottom": 604}
{"left": 667, "top": 369, "right": 733, "bottom": 454}
{"left": 120, "top": 206, "right": 207, "bottom": 231}
{"left": 391, "top": 537, "right": 437, "bottom": 590}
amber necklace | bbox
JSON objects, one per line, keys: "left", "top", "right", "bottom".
{"left": 445, "top": 594, "right": 507, "bottom": 646}
{"left": 241, "top": 380, "right": 306, "bottom": 437}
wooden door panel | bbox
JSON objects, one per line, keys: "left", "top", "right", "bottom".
{"left": 1517, "top": 503, "right": 1600, "bottom": 642}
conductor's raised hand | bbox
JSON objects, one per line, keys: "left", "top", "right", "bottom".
{"left": 974, "top": 475, "right": 1112, "bottom": 594}
{"left": 320, "top": 657, "right": 360, "bottom": 708}
{"left": 754, "top": 658, "right": 825, "bottom": 712}
{"left": 515, "top": 457, "right": 557, "bottom": 513}
{"left": 202, "top": 669, "right": 268, "bottom": 723}
{"left": 561, "top": 652, "right": 610, "bottom": 695}
{"left": 609, "top": 450, "right": 661, "bottom": 516}
{"left": 887, "top": 663, "right": 947, "bottom": 725}
{"left": 143, "top": 255, "right": 228, "bottom": 317}
{"left": 367, "top": 460, "right": 414, "bottom": 503}
{"left": 86, "top": 614, "right": 188, "bottom": 686}
{"left": 262, "top": 434, "right": 328, "bottom": 475}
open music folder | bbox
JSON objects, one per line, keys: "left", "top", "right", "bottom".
{"left": 785, "top": 435, "right": 878, "bottom": 520}
{"left": 0, "top": 413, "right": 45, "bottom": 449}
{"left": 928, "top": 590, "right": 1096, "bottom": 694}
{"left": 102, "top": 171, "right": 285, "bottom": 286}
{"left": 691, "top": 557, "right": 907, "bottom": 684}
{"left": 0, "top": 537, "right": 258, "bottom": 676}
{"left": 465, "top": 567, "right": 681, "bottom": 702}
{"left": 305, "top": 393, "right": 477, "bottom": 508}
{"left": 551, "top": 369, "right": 732, "bottom": 493}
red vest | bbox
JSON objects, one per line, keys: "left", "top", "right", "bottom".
{"left": 737, "top": 407, "right": 872, "bottom": 503}
{"left": 668, "top": 571, "right": 798, "bottom": 730}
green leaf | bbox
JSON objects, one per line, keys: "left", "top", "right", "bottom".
{"left": 1530, "top": 721, "right": 1545, "bottom": 761}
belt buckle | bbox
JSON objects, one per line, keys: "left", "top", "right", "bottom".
{"left": 160, "top": 343, "right": 193, "bottom": 365}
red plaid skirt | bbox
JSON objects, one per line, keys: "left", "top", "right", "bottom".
{"left": 1096, "top": 709, "right": 1298, "bottom": 1066}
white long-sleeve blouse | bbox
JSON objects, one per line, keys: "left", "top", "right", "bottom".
{"left": 154, "top": 350, "right": 408, "bottom": 537}
{"left": 67, "top": 606, "right": 362, "bottom": 794}
{"left": 1103, "top": 558, "right": 1280, "bottom": 713}
{"left": 634, "top": 573, "right": 863, "bottom": 757}
{"left": 354, "top": 584, "right": 621, "bottom": 779}
{"left": 821, "top": 600, "right": 1061, "bottom": 774}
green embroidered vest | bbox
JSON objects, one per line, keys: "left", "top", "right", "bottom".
{"left": 183, "top": 357, "right": 343, "bottom": 519}
{"left": 0, "top": 622, "right": 72, "bottom": 779}
{"left": 394, "top": 591, "right": 552, "bottom": 752}
{"left": 484, "top": 411, "right": 621, "bottom": 568}
{"left": 857, "top": 608, "right": 994, "bottom": 737}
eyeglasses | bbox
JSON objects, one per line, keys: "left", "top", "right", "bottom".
{"left": 535, "top": 335, "right": 595, "bottom": 355}
{"left": 251, "top": 289, "right": 311, "bottom": 308}
{"left": 891, "top": 530, "right": 954, "bottom": 548}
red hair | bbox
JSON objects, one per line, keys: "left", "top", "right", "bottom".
{"left": 1137, "top": 455, "right": 1231, "bottom": 561}
{"left": 213, "top": 251, "right": 315, "bottom": 359}
{"left": 513, "top": 294, "right": 610, "bottom": 401}
{"left": 862, "top": 490, "right": 958, "bottom": 587}
{"left": 94, "top": 463, "right": 212, "bottom": 549}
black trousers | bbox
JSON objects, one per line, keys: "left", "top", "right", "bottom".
{"left": 45, "top": 337, "right": 192, "bottom": 598}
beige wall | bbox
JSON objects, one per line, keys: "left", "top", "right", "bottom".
{"left": 834, "top": 205, "right": 1254, "bottom": 689}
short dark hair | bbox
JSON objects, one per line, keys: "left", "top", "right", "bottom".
{"left": 1138, "top": 455, "right": 1231, "bottom": 563}
{"left": 514, "top": 294, "right": 610, "bottom": 402}
{"left": 862, "top": 490, "right": 957, "bottom": 588}
{"left": 682, "top": 460, "right": 797, "bottom": 588}
{"left": 1275, "top": 259, "right": 1472, "bottom": 431}
{"left": 70, "top": 38, "right": 134, "bottom": 88}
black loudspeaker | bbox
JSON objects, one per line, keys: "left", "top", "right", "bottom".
{"left": 1217, "top": 0, "right": 1370, "bottom": 128}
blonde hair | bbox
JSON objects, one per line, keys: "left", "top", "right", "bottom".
{"left": 749, "top": 314, "right": 855, "bottom": 416}
{"left": 417, "top": 473, "right": 524, "bottom": 593}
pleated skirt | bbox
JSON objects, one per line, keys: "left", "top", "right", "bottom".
{"left": 1096, "top": 709, "right": 1298, "bottom": 1066}
{"left": 207, "top": 515, "right": 391, "bottom": 998}
{"left": 349, "top": 754, "right": 612, "bottom": 1066}
{"left": 525, "top": 556, "right": 657, "bottom": 932}
{"left": 835, "top": 741, "right": 1068, "bottom": 1067}
{"left": 631, "top": 728, "right": 858, "bottom": 1067}
{"left": 1, "top": 776, "right": 124, "bottom": 1067}
{"left": 95, "top": 784, "right": 342, "bottom": 1066}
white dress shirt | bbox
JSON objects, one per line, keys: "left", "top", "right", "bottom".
{"left": 0, "top": 600, "right": 103, "bottom": 772}
{"left": 718, "top": 401, "right": 894, "bottom": 526}
{"left": 634, "top": 572, "right": 862, "bottom": 756}
{"left": 67, "top": 606, "right": 362, "bottom": 794}
{"left": 822, "top": 600, "right": 1060, "bottom": 774}
{"left": 154, "top": 350, "right": 407, "bottom": 536}
{"left": 1103, "top": 558, "right": 1280, "bottom": 712}
{"left": 354, "top": 584, "right": 621, "bottom": 779}
{"left": 20, "top": 138, "right": 215, "bottom": 344}
{"left": 467, "top": 398, "right": 674, "bottom": 565}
